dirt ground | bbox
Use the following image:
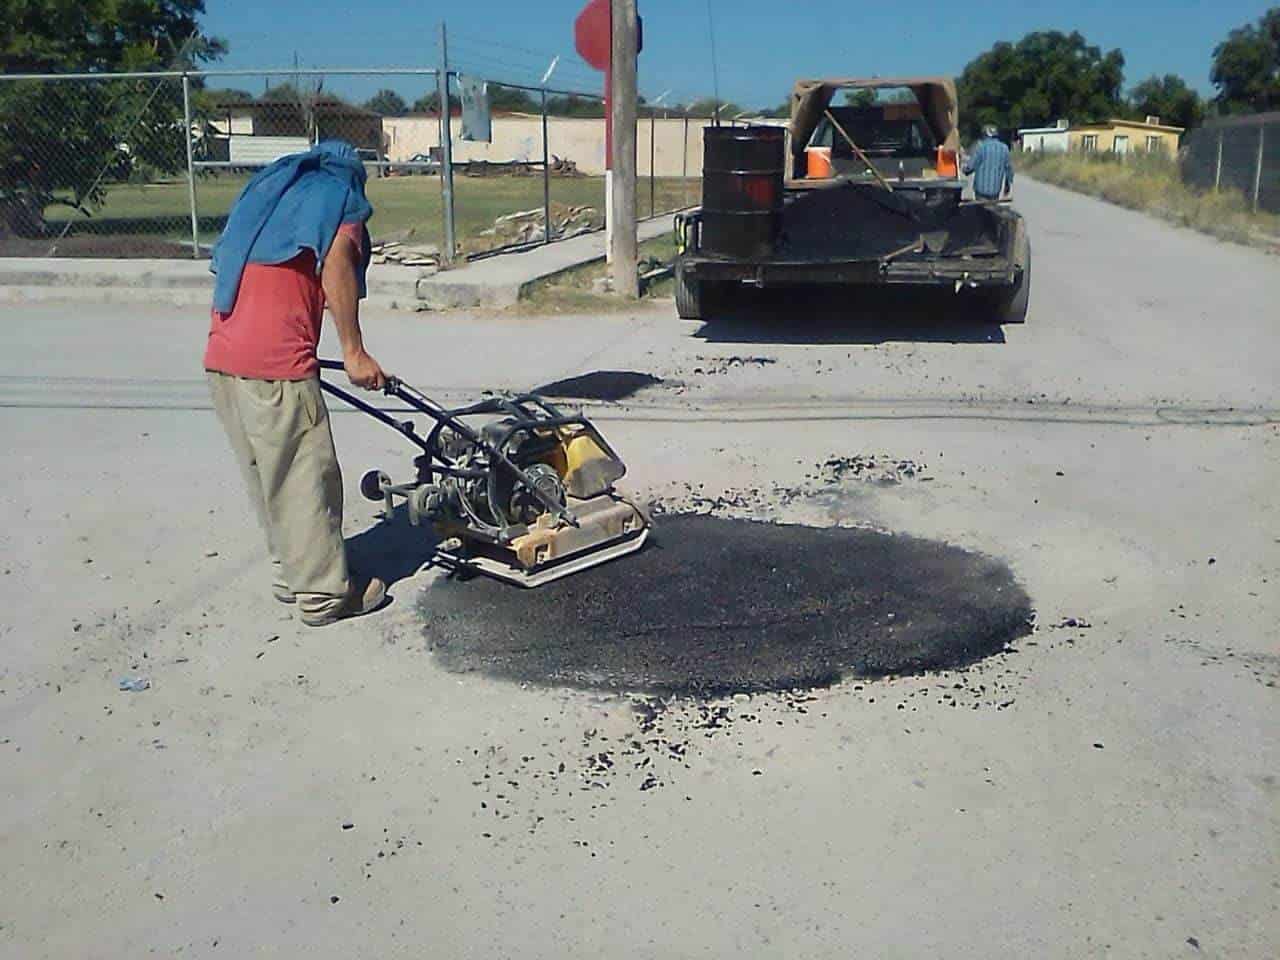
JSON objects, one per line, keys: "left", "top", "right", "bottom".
{"left": 0, "top": 232, "right": 195, "bottom": 259}
{"left": 0, "top": 178, "right": 1277, "bottom": 957}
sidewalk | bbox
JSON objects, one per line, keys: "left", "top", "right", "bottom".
{"left": 0, "top": 214, "right": 680, "bottom": 312}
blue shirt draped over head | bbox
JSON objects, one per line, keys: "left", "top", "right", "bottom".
{"left": 210, "top": 140, "right": 373, "bottom": 313}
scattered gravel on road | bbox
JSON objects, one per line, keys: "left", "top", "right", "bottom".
{"left": 690, "top": 356, "right": 776, "bottom": 376}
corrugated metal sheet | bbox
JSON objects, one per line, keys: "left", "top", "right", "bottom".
{"left": 228, "top": 135, "right": 311, "bottom": 164}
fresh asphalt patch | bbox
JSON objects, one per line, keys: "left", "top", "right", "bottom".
{"left": 422, "top": 514, "right": 1033, "bottom": 697}
{"left": 531, "top": 371, "right": 664, "bottom": 402}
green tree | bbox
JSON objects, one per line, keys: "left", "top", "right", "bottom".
{"left": 411, "top": 92, "right": 439, "bottom": 113}
{"left": 0, "top": 0, "right": 225, "bottom": 71}
{"left": 488, "top": 86, "right": 539, "bottom": 113}
{"left": 364, "top": 89, "right": 408, "bottom": 116}
{"left": 0, "top": 0, "right": 225, "bottom": 236}
{"left": 1128, "top": 74, "right": 1204, "bottom": 132}
{"left": 956, "top": 30, "right": 1125, "bottom": 140}
{"left": 411, "top": 91, "right": 462, "bottom": 115}
{"left": 411, "top": 86, "right": 542, "bottom": 115}
{"left": 843, "top": 89, "right": 876, "bottom": 107}
{"left": 1210, "top": 7, "right": 1280, "bottom": 113}
{"left": 201, "top": 87, "right": 255, "bottom": 106}
{"left": 760, "top": 100, "right": 792, "bottom": 119}
{"left": 685, "top": 98, "right": 744, "bottom": 119}
{"left": 261, "top": 82, "right": 312, "bottom": 103}
{"left": 546, "top": 94, "right": 606, "bottom": 118}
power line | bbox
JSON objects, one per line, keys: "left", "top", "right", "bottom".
{"left": 448, "top": 37, "right": 600, "bottom": 83}
{"left": 449, "top": 30, "right": 575, "bottom": 64}
{"left": 449, "top": 54, "right": 600, "bottom": 92}
{"left": 450, "top": 41, "right": 560, "bottom": 73}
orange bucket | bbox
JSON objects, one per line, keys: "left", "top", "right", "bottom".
{"left": 935, "top": 147, "right": 958, "bottom": 177}
{"left": 805, "top": 146, "right": 833, "bottom": 179}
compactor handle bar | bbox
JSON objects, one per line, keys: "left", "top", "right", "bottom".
{"left": 316, "top": 359, "right": 578, "bottom": 527}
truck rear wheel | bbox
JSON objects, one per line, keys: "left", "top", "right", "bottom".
{"left": 993, "top": 231, "right": 1031, "bottom": 325}
{"left": 674, "top": 260, "right": 704, "bottom": 320}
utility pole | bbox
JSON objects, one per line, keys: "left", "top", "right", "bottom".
{"left": 437, "top": 22, "right": 457, "bottom": 263}
{"left": 609, "top": 0, "right": 639, "bottom": 298}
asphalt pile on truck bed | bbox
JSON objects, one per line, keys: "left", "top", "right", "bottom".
{"left": 422, "top": 515, "right": 1032, "bottom": 697}
{"left": 777, "top": 185, "right": 999, "bottom": 262}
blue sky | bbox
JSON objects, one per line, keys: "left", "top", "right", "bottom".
{"left": 200, "top": 0, "right": 1273, "bottom": 108}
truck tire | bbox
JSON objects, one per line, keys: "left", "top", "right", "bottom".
{"left": 994, "top": 231, "right": 1031, "bottom": 325}
{"left": 674, "top": 261, "right": 704, "bottom": 320}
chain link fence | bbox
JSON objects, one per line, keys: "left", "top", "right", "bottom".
{"left": 0, "top": 72, "right": 196, "bottom": 256}
{"left": 1, "top": 66, "right": 705, "bottom": 262}
{"left": 1182, "top": 112, "right": 1279, "bottom": 215}
{"left": 410, "top": 78, "right": 704, "bottom": 259}
{"left": 191, "top": 69, "right": 441, "bottom": 260}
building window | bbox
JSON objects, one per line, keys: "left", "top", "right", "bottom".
{"left": 1113, "top": 135, "right": 1130, "bottom": 155}
{"left": 1081, "top": 134, "right": 1098, "bottom": 152}
{"left": 1145, "top": 135, "right": 1163, "bottom": 153}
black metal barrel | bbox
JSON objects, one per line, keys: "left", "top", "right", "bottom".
{"left": 701, "top": 125, "right": 786, "bottom": 259}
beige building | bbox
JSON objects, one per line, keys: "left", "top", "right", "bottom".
{"left": 382, "top": 113, "right": 735, "bottom": 177}
{"left": 1067, "top": 117, "right": 1184, "bottom": 155}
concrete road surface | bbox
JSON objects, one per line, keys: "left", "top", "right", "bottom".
{"left": 1, "top": 178, "right": 1277, "bottom": 958}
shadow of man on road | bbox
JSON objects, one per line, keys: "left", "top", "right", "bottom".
{"left": 345, "top": 504, "right": 438, "bottom": 598}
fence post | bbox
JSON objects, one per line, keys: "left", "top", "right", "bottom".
{"left": 1253, "top": 125, "right": 1265, "bottom": 213}
{"left": 1214, "top": 130, "right": 1223, "bottom": 193}
{"left": 541, "top": 88, "right": 551, "bottom": 245}
{"left": 437, "top": 23, "right": 457, "bottom": 263}
{"left": 181, "top": 73, "right": 200, "bottom": 258}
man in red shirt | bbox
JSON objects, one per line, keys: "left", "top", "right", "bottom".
{"left": 205, "top": 160, "right": 389, "bottom": 626}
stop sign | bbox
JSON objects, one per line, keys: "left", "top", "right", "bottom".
{"left": 574, "top": 0, "right": 610, "bottom": 71}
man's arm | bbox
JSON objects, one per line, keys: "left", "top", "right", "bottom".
{"left": 1004, "top": 147, "right": 1014, "bottom": 192}
{"left": 962, "top": 144, "right": 977, "bottom": 175}
{"left": 322, "top": 230, "right": 386, "bottom": 390}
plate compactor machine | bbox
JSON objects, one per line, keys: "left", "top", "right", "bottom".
{"left": 318, "top": 360, "right": 650, "bottom": 588}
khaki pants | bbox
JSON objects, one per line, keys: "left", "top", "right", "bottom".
{"left": 208, "top": 372, "right": 349, "bottom": 617}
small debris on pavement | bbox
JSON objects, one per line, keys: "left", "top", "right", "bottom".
{"left": 117, "top": 676, "right": 151, "bottom": 692}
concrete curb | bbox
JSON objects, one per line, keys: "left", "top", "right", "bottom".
{"left": 0, "top": 258, "right": 421, "bottom": 310}
{"left": 415, "top": 214, "right": 679, "bottom": 310}
{"left": 0, "top": 213, "right": 682, "bottom": 312}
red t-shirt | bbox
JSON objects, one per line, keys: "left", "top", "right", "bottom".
{"left": 204, "top": 221, "right": 364, "bottom": 381}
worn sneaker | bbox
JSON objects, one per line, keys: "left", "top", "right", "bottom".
{"left": 300, "top": 575, "right": 387, "bottom": 627}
